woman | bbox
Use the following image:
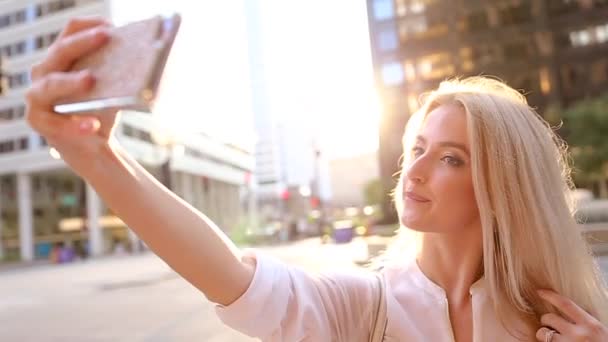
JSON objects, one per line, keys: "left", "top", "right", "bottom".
{"left": 25, "top": 18, "right": 608, "bottom": 341}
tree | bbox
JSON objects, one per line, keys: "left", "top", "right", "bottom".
{"left": 561, "top": 93, "right": 608, "bottom": 198}
{"left": 363, "top": 178, "right": 385, "bottom": 206}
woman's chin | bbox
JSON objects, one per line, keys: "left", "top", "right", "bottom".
{"left": 400, "top": 214, "right": 426, "bottom": 231}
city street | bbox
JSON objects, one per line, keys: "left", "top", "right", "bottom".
{"left": 0, "top": 238, "right": 364, "bottom": 342}
{"left": 0, "top": 238, "right": 606, "bottom": 342}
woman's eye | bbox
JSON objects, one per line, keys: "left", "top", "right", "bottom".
{"left": 441, "top": 155, "right": 463, "bottom": 166}
{"left": 412, "top": 146, "right": 424, "bottom": 157}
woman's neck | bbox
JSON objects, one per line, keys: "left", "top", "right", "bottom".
{"left": 416, "top": 226, "right": 484, "bottom": 304}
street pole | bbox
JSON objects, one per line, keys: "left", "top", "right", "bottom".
{"left": 161, "top": 145, "right": 172, "bottom": 191}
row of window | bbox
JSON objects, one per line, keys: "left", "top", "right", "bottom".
{"left": 371, "top": 0, "right": 608, "bottom": 22}
{"left": 122, "top": 123, "right": 249, "bottom": 173}
{"left": 5, "top": 72, "right": 30, "bottom": 89}
{"left": 122, "top": 123, "right": 154, "bottom": 143}
{"left": 36, "top": 0, "right": 77, "bottom": 18}
{"left": 0, "top": 9, "right": 27, "bottom": 29}
{"left": 380, "top": 58, "right": 608, "bottom": 109}
{"left": 379, "top": 40, "right": 535, "bottom": 85}
{"left": 568, "top": 23, "right": 608, "bottom": 47}
{"left": 0, "top": 0, "right": 77, "bottom": 29}
{"left": 184, "top": 147, "right": 249, "bottom": 173}
{"left": 0, "top": 31, "right": 60, "bottom": 58}
{"left": 0, "top": 138, "right": 29, "bottom": 153}
{"left": 0, "top": 136, "right": 46, "bottom": 155}
{"left": 378, "top": 12, "right": 608, "bottom": 53}
{"left": 0, "top": 105, "right": 26, "bottom": 121}
{"left": 372, "top": 0, "right": 435, "bottom": 21}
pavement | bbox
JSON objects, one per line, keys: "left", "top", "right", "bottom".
{"left": 0, "top": 238, "right": 366, "bottom": 342}
{"left": 0, "top": 237, "right": 606, "bottom": 341}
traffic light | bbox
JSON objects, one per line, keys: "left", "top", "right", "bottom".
{"left": 310, "top": 196, "right": 320, "bottom": 208}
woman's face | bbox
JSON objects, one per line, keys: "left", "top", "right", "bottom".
{"left": 400, "top": 103, "right": 480, "bottom": 233}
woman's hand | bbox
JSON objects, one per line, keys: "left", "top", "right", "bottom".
{"left": 536, "top": 289, "right": 608, "bottom": 341}
{"left": 26, "top": 17, "right": 118, "bottom": 176}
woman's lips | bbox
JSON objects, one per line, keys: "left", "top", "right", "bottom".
{"left": 405, "top": 191, "right": 430, "bottom": 202}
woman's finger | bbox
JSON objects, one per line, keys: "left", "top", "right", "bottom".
{"left": 540, "top": 313, "right": 574, "bottom": 334}
{"left": 26, "top": 70, "right": 96, "bottom": 108}
{"left": 535, "top": 327, "right": 564, "bottom": 342}
{"left": 538, "top": 290, "right": 592, "bottom": 325}
{"left": 31, "top": 17, "right": 109, "bottom": 80}
{"left": 31, "top": 28, "right": 110, "bottom": 80}
{"left": 57, "top": 16, "right": 110, "bottom": 40}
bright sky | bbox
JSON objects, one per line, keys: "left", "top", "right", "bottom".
{"left": 111, "top": 0, "right": 380, "bottom": 160}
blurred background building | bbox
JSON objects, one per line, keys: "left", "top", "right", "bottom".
{"left": 244, "top": 0, "right": 332, "bottom": 239}
{"left": 329, "top": 151, "right": 379, "bottom": 209}
{"left": 0, "top": 0, "right": 254, "bottom": 261}
{"left": 366, "top": 0, "right": 608, "bottom": 222}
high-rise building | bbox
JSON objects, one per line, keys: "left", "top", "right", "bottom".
{"left": 244, "top": 0, "right": 331, "bottom": 236}
{"left": 366, "top": 0, "right": 608, "bottom": 222}
{"left": 0, "top": 0, "right": 254, "bottom": 261}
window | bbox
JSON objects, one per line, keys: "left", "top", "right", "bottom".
{"left": 461, "top": 10, "right": 489, "bottom": 32}
{"left": 560, "top": 63, "right": 586, "bottom": 91}
{"left": 122, "top": 124, "right": 154, "bottom": 143}
{"left": 378, "top": 27, "right": 398, "bottom": 51}
{"left": 38, "top": 0, "right": 76, "bottom": 17}
{"left": 18, "top": 138, "right": 28, "bottom": 150}
{"left": 539, "top": 68, "right": 552, "bottom": 94}
{"left": 0, "top": 108, "right": 14, "bottom": 121}
{"left": 499, "top": 3, "right": 532, "bottom": 26}
{"left": 548, "top": 0, "right": 592, "bottom": 15}
{"left": 470, "top": 44, "right": 500, "bottom": 67}
{"left": 416, "top": 52, "right": 454, "bottom": 80}
{"left": 395, "top": 0, "right": 407, "bottom": 16}
{"left": 596, "top": 23, "right": 608, "bottom": 44}
{"left": 2, "top": 41, "right": 27, "bottom": 57}
{"left": 123, "top": 124, "right": 134, "bottom": 137}
{"left": 380, "top": 62, "right": 404, "bottom": 85}
{"left": 503, "top": 40, "right": 531, "bottom": 61}
{"left": 570, "top": 30, "right": 591, "bottom": 47}
{"left": 16, "top": 105, "right": 25, "bottom": 119}
{"left": 8, "top": 72, "right": 30, "bottom": 89}
{"left": 372, "top": 0, "right": 394, "bottom": 21}
{"left": 0, "top": 15, "right": 10, "bottom": 28}
{"left": 59, "top": 0, "right": 76, "bottom": 10}
{"left": 15, "top": 10, "right": 26, "bottom": 23}
{"left": 35, "top": 32, "right": 60, "bottom": 49}
{"left": 398, "top": 16, "right": 428, "bottom": 41}
{"left": 590, "top": 59, "right": 608, "bottom": 85}
{"left": 0, "top": 141, "right": 15, "bottom": 153}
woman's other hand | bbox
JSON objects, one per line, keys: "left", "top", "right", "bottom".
{"left": 536, "top": 289, "right": 608, "bottom": 341}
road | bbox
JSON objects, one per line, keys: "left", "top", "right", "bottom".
{"left": 0, "top": 238, "right": 364, "bottom": 342}
{"left": 0, "top": 238, "right": 606, "bottom": 341}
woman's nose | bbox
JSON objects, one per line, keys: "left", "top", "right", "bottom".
{"left": 405, "top": 159, "right": 428, "bottom": 184}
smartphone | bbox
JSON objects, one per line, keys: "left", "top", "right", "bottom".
{"left": 53, "top": 14, "right": 181, "bottom": 114}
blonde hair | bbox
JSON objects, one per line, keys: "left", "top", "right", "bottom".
{"left": 381, "top": 76, "right": 608, "bottom": 339}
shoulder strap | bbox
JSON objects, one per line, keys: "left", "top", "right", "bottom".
{"left": 369, "top": 273, "right": 387, "bottom": 342}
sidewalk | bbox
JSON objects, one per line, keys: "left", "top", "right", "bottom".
{"left": 0, "top": 259, "right": 51, "bottom": 273}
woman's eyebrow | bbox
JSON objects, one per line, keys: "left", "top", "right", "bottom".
{"left": 415, "top": 135, "right": 470, "bottom": 156}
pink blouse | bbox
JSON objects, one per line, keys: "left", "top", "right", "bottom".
{"left": 215, "top": 249, "right": 528, "bottom": 341}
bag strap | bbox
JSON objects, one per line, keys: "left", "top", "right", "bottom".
{"left": 369, "top": 273, "right": 387, "bottom": 342}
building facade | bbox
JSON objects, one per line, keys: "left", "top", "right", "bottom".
{"left": 244, "top": 0, "right": 332, "bottom": 236}
{"left": 0, "top": 0, "right": 254, "bottom": 261}
{"left": 366, "top": 0, "right": 608, "bottom": 221}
